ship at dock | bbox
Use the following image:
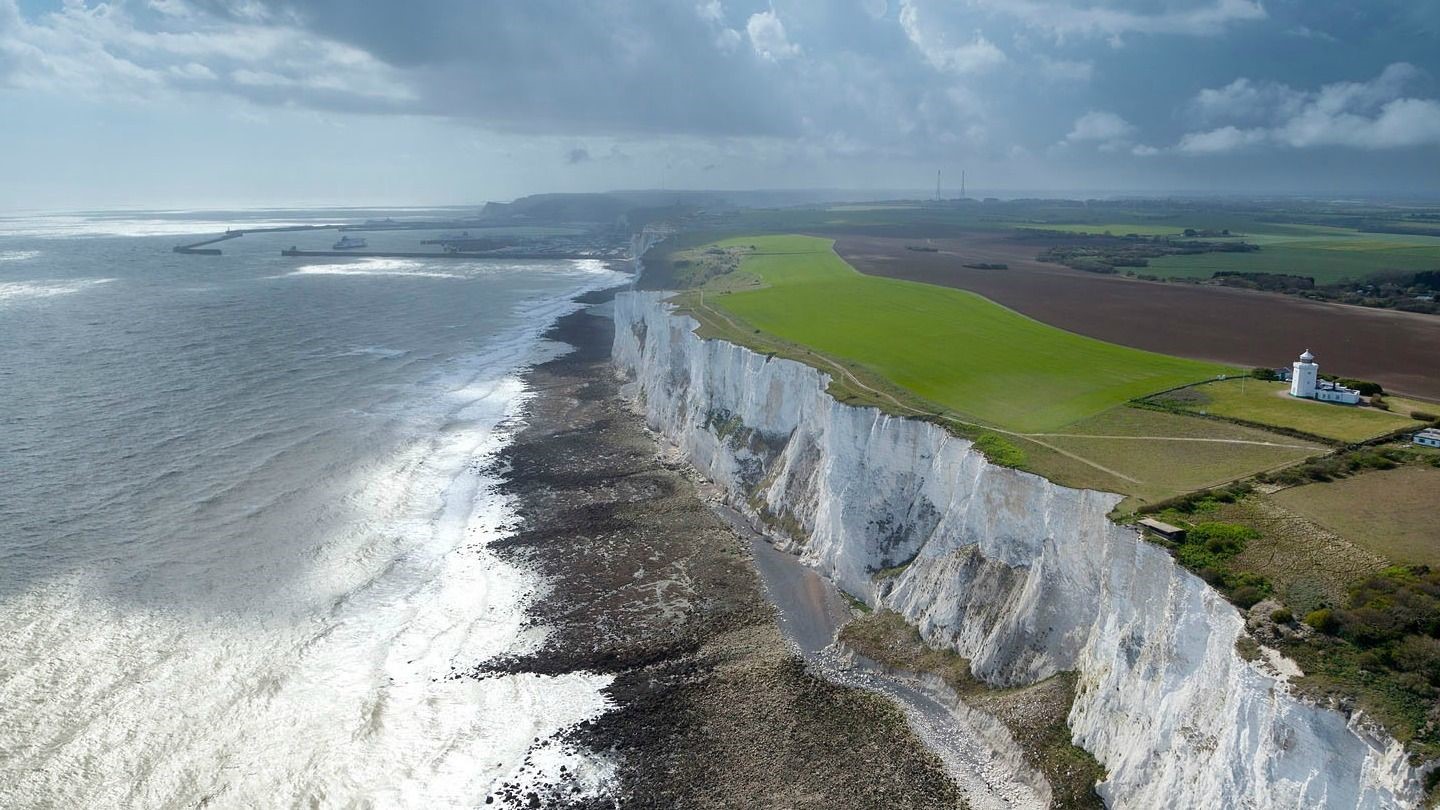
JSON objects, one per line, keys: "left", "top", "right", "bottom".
{"left": 332, "top": 236, "right": 367, "bottom": 250}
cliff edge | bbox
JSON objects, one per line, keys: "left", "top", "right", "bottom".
{"left": 612, "top": 290, "right": 1427, "bottom": 809}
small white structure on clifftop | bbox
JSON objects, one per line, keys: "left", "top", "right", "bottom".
{"left": 1289, "top": 349, "right": 1361, "bottom": 404}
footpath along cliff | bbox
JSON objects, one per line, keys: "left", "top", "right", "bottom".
{"left": 612, "top": 290, "right": 1428, "bottom": 809}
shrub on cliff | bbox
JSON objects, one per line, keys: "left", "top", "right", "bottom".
{"left": 1190, "top": 522, "right": 1258, "bottom": 555}
{"left": 1338, "top": 567, "right": 1440, "bottom": 649}
{"left": 1305, "top": 608, "right": 1340, "bottom": 634}
{"left": 973, "top": 433, "right": 1027, "bottom": 468}
{"left": 1393, "top": 636, "right": 1440, "bottom": 686}
{"left": 1232, "top": 586, "right": 1265, "bottom": 609}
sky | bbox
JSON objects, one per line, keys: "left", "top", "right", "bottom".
{"left": 2, "top": 0, "right": 1439, "bottom": 208}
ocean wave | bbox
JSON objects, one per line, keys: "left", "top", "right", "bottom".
{"left": 0, "top": 250, "right": 40, "bottom": 262}
{"left": 0, "top": 265, "right": 633, "bottom": 807}
{"left": 285, "top": 258, "right": 464, "bottom": 280}
{"left": 568, "top": 258, "right": 613, "bottom": 274}
{"left": 337, "top": 346, "right": 409, "bottom": 359}
{"left": 0, "top": 278, "right": 114, "bottom": 303}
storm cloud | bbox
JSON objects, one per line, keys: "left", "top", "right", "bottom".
{"left": 2, "top": 0, "right": 1438, "bottom": 201}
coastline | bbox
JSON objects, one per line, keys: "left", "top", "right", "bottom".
{"left": 480, "top": 287, "right": 964, "bottom": 807}
{"left": 611, "top": 289, "right": 1429, "bottom": 808}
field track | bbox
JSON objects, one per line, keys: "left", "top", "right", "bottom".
{"left": 833, "top": 234, "right": 1440, "bottom": 402}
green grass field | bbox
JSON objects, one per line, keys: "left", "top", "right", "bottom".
{"left": 1039, "top": 406, "right": 1323, "bottom": 503}
{"left": 1271, "top": 466, "right": 1440, "bottom": 567}
{"left": 697, "top": 235, "right": 1232, "bottom": 432}
{"left": 1151, "top": 379, "right": 1423, "bottom": 442}
{"left": 1014, "top": 223, "right": 1191, "bottom": 237}
{"left": 1147, "top": 242, "right": 1440, "bottom": 285}
{"left": 1005, "top": 215, "right": 1440, "bottom": 284}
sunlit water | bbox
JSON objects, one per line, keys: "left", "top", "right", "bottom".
{"left": 0, "top": 211, "right": 627, "bottom": 807}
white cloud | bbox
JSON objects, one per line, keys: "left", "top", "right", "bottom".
{"left": 1066, "top": 110, "right": 1134, "bottom": 142}
{"left": 0, "top": 0, "right": 412, "bottom": 105}
{"left": 166, "top": 61, "right": 215, "bottom": 80}
{"left": 1191, "top": 78, "right": 1299, "bottom": 124}
{"left": 746, "top": 10, "right": 800, "bottom": 61}
{"left": 695, "top": 1, "right": 742, "bottom": 53}
{"left": 1277, "top": 97, "right": 1440, "bottom": 149}
{"left": 898, "top": 1, "right": 1006, "bottom": 75}
{"left": 1176, "top": 125, "right": 1268, "bottom": 153}
{"left": 1059, "top": 110, "right": 1146, "bottom": 154}
{"left": 1176, "top": 63, "right": 1440, "bottom": 153}
{"left": 147, "top": 0, "right": 197, "bottom": 19}
{"left": 695, "top": 0, "right": 724, "bottom": 24}
{"left": 965, "top": 0, "right": 1265, "bottom": 39}
{"left": 714, "top": 26, "right": 742, "bottom": 53}
{"left": 1307, "top": 63, "right": 1418, "bottom": 116}
{"left": 694, "top": 1, "right": 743, "bottom": 54}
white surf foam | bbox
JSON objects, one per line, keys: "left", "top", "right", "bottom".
{"left": 0, "top": 278, "right": 114, "bottom": 304}
{"left": 285, "top": 258, "right": 465, "bottom": 280}
{"left": 0, "top": 250, "right": 40, "bottom": 262}
{"left": 0, "top": 268, "right": 632, "bottom": 808}
{"left": 569, "top": 258, "right": 615, "bottom": 275}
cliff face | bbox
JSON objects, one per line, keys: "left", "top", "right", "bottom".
{"left": 612, "top": 291, "right": 1425, "bottom": 809}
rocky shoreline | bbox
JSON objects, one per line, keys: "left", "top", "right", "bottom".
{"left": 480, "top": 289, "right": 963, "bottom": 808}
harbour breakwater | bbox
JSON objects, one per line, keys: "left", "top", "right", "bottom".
{"left": 172, "top": 224, "right": 341, "bottom": 254}
{"left": 611, "top": 290, "right": 1428, "bottom": 809}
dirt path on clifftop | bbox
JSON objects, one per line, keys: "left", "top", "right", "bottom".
{"left": 479, "top": 294, "right": 966, "bottom": 809}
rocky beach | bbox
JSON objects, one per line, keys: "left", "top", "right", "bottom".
{"left": 481, "top": 290, "right": 964, "bottom": 808}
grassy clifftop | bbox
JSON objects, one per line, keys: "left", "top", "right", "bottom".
{"left": 692, "top": 234, "right": 1230, "bottom": 433}
{"left": 667, "top": 234, "right": 1325, "bottom": 507}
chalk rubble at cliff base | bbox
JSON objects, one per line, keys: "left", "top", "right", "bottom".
{"left": 612, "top": 290, "right": 1428, "bottom": 809}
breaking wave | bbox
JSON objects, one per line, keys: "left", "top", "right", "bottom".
{"left": 0, "top": 278, "right": 114, "bottom": 304}
{"left": 285, "top": 258, "right": 465, "bottom": 280}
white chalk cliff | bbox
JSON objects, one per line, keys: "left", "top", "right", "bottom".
{"left": 612, "top": 291, "right": 1427, "bottom": 809}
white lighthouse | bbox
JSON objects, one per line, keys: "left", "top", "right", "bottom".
{"left": 1288, "top": 349, "right": 1362, "bottom": 404}
{"left": 1290, "top": 349, "right": 1318, "bottom": 398}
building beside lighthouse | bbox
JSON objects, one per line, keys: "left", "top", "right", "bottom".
{"left": 1288, "top": 349, "right": 1361, "bottom": 404}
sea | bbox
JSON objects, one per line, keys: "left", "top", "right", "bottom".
{"left": 0, "top": 209, "right": 629, "bottom": 807}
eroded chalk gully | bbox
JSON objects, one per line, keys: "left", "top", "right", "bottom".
{"left": 708, "top": 500, "right": 1049, "bottom": 809}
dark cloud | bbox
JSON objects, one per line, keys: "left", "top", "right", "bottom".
{"left": 186, "top": 0, "right": 1021, "bottom": 156}
{"left": 3, "top": 0, "right": 1437, "bottom": 193}
{"left": 197, "top": 0, "right": 805, "bottom": 137}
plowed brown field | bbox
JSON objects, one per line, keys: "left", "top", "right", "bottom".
{"left": 833, "top": 234, "right": 1440, "bottom": 402}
